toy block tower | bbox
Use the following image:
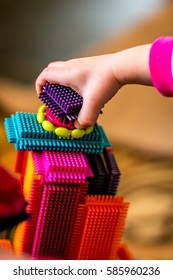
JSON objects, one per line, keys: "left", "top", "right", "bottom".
{"left": 4, "top": 83, "right": 129, "bottom": 260}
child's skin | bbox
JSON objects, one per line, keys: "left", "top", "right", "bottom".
{"left": 36, "top": 44, "right": 152, "bottom": 128}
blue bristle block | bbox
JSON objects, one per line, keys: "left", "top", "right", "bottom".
{"left": 4, "top": 112, "right": 110, "bottom": 154}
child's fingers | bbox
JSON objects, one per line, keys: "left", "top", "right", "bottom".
{"left": 75, "top": 93, "right": 102, "bottom": 128}
{"left": 35, "top": 66, "right": 75, "bottom": 94}
{"left": 48, "top": 61, "right": 65, "bottom": 67}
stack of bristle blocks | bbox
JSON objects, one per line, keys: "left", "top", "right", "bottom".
{"left": 4, "top": 83, "right": 129, "bottom": 260}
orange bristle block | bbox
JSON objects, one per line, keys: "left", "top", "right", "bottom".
{"left": 68, "top": 195, "right": 129, "bottom": 260}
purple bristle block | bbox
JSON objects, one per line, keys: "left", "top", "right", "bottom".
{"left": 39, "top": 83, "right": 83, "bottom": 121}
{"left": 86, "top": 147, "right": 121, "bottom": 195}
{"left": 39, "top": 93, "right": 65, "bottom": 116}
{"left": 42, "top": 83, "right": 83, "bottom": 114}
{"left": 66, "top": 113, "right": 79, "bottom": 121}
{"left": 39, "top": 92, "right": 79, "bottom": 121}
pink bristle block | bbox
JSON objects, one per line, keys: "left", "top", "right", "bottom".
{"left": 32, "top": 183, "right": 87, "bottom": 260}
{"left": 31, "top": 151, "right": 93, "bottom": 185}
{"left": 46, "top": 108, "right": 75, "bottom": 130}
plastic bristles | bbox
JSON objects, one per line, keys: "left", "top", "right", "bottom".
{"left": 68, "top": 195, "right": 129, "bottom": 260}
{"left": 46, "top": 108, "right": 75, "bottom": 129}
{"left": 87, "top": 148, "right": 120, "bottom": 195}
{"left": 31, "top": 150, "right": 93, "bottom": 184}
{"left": 3, "top": 89, "right": 130, "bottom": 260}
{"left": 42, "top": 83, "right": 83, "bottom": 114}
{"left": 4, "top": 113, "right": 110, "bottom": 153}
{"left": 32, "top": 183, "right": 87, "bottom": 260}
{"left": 103, "top": 147, "right": 121, "bottom": 194}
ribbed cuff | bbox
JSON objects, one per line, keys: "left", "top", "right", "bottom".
{"left": 149, "top": 36, "right": 173, "bottom": 97}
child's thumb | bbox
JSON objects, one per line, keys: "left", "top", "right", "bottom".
{"left": 74, "top": 97, "right": 101, "bottom": 128}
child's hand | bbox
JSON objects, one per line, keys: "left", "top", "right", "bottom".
{"left": 35, "top": 44, "right": 152, "bottom": 128}
{"left": 35, "top": 55, "right": 122, "bottom": 128}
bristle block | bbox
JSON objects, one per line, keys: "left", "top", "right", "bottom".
{"left": 42, "top": 83, "right": 83, "bottom": 114}
{"left": 4, "top": 113, "right": 110, "bottom": 154}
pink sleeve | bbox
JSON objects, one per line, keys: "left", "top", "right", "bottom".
{"left": 149, "top": 36, "right": 173, "bottom": 97}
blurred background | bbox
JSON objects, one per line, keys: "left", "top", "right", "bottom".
{"left": 0, "top": 0, "right": 173, "bottom": 259}
{"left": 0, "top": 0, "right": 166, "bottom": 83}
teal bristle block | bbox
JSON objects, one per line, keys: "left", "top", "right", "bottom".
{"left": 4, "top": 112, "right": 110, "bottom": 154}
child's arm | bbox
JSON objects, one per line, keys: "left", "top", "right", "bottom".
{"left": 36, "top": 44, "right": 151, "bottom": 128}
{"left": 35, "top": 37, "right": 173, "bottom": 128}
